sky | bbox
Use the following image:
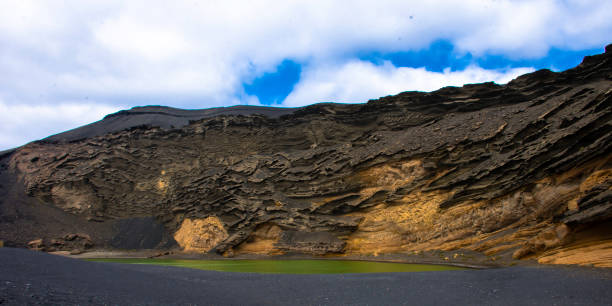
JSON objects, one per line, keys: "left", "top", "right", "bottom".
{"left": 0, "top": 0, "right": 611, "bottom": 150}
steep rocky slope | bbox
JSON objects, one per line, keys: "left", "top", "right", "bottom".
{"left": 1, "top": 46, "right": 611, "bottom": 266}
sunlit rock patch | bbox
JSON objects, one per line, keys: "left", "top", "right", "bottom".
{"left": 174, "top": 217, "right": 228, "bottom": 253}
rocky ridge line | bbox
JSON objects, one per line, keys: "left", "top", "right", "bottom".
{"left": 0, "top": 45, "right": 610, "bottom": 266}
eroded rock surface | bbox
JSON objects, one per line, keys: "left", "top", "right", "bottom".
{"left": 0, "top": 46, "right": 611, "bottom": 265}
{"left": 174, "top": 217, "right": 228, "bottom": 252}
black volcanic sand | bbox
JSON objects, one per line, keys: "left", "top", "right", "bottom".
{"left": 2, "top": 248, "right": 612, "bottom": 305}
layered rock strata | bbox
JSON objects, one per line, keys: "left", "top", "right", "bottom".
{"left": 0, "top": 46, "right": 611, "bottom": 266}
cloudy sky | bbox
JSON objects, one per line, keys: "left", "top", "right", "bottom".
{"left": 1, "top": 0, "right": 611, "bottom": 150}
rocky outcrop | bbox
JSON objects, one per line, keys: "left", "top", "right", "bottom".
{"left": 26, "top": 234, "right": 93, "bottom": 254}
{"left": 0, "top": 46, "right": 611, "bottom": 266}
{"left": 174, "top": 217, "right": 228, "bottom": 252}
{"left": 275, "top": 231, "right": 346, "bottom": 255}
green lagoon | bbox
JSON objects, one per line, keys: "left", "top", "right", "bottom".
{"left": 87, "top": 258, "right": 465, "bottom": 274}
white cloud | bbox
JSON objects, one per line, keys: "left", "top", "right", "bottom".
{"left": 94, "top": 19, "right": 190, "bottom": 61}
{"left": 283, "top": 61, "right": 534, "bottom": 106}
{"left": 1, "top": 0, "right": 609, "bottom": 103}
{"left": 0, "top": 100, "right": 124, "bottom": 149}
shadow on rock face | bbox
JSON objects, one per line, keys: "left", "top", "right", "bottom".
{"left": 110, "top": 217, "right": 177, "bottom": 249}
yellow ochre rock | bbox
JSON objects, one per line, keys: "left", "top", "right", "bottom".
{"left": 174, "top": 217, "right": 228, "bottom": 253}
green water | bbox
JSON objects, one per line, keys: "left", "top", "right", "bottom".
{"left": 86, "top": 258, "right": 465, "bottom": 274}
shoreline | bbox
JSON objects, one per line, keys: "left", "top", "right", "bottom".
{"left": 50, "top": 247, "right": 540, "bottom": 270}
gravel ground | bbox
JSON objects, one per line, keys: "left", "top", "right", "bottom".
{"left": 1, "top": 248, "right": 612, "bottom": 305}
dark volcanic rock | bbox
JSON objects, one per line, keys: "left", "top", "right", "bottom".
{"left": 110, "top": 217, "right": 177, "bottom": 249}
{"left": 276, "top": 231, "right": 346, "bottom": 255}
{"left": 0, "top": 45, "right": 611, "bottom": 265}
{"left": 43, "top": 105, "right": 298, "bottom": 143}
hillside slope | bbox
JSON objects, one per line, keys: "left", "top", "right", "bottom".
{"left": 1, "top": 45, "right": 610, "bottom": 266}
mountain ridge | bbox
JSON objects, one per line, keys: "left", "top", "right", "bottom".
{"left": 0, "top": 44, "right": 610, "bottom": 267}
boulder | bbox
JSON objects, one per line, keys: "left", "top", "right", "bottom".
{"left": 27, "top": 239, "right": 44, "bottom": 251}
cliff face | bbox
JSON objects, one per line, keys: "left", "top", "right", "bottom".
{"left": 1, "top": 46, "right": 611, "bottom": 266}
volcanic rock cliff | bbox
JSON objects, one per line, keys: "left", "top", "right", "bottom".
{"left": 1, "top": 46, "right": 611, "bottom": 266}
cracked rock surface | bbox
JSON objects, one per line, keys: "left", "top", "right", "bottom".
{"left": 0, "top": 46, "right": 611, "bottom": 265}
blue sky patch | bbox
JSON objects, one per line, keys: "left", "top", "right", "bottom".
{"left": 359, "top": 40, "right": 465, "bottom": 72}
{"left": 359, "top": 40, "right": 604, "bottom": 72}
{"left": 244, "top": 60, "right": 301, "bottom": 105}
{"left": 474, "top": 47, "right": 604, "bottom": 71}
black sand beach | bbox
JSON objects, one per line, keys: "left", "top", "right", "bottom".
{"left": 1, "top": 248, "right": 612, "bottom": 305}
